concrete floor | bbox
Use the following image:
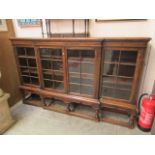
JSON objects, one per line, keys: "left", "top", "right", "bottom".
{"left": 4, "top": 101, "right": 149, "bottom": 135}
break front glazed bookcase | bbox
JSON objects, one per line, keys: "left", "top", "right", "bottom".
{"left": 11, "top": 37, "right": 150, "bottom": 128}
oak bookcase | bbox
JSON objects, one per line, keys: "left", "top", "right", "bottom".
{"left": 10, "top": 37, "right": 150, "bottom": 128}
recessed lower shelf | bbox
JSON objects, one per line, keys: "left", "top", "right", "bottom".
{"left": 23, "top": 94, "right": 43, "bottom": 107}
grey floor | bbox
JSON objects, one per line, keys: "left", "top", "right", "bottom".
{"left": 4, "top": 101, "right": 149, "bottom": 135}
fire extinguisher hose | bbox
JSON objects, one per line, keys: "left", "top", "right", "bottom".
{"left": 137, "top": 93, "right": 148, "bottom": 116}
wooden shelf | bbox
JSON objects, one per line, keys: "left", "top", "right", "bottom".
{"left": 103, "top": 80, "right": 132, "bottom": 86}
{"left": 41, "top": 55, "right": 62, "bottom": 59}
{"left": 69, "top": 72, "right": 94, "bottom": 77}
{"left": 103, "top": 74, "right": 134, "bottom": 79}
{"left": 42, "top": 68, "right": 63, "bottom": 74}
{"left": 18, "top": 55, "right": 36, "bottom": 59}
{"left": 104, "top": 61, "right": 136, "bottom": 66}
{"left": 68, "top": 58, "right": 94, "bottom": 64}
{"left": 102, "top": 85, "right": 131, "bottom": 91}
{"left": 70, "top": 74, "right": 94, "bottom": 80}
{"left": 41, "top": 57, "right": 62, "bottom": 62}
{"left": 21, "top": 69, "right": 38, "bottom": 74}
{"left": 70, "top": 82, "right": 93, "bottom": 87}
{"left": 20, "top": 66, "right": 37, "bottom": 69}
{"left": 21, "top": 75, "right": 38, "bottom": 78}
{"left": 44, "top": 79, "right": 64, "bottom": 83}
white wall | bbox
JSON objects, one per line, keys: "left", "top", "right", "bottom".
{"left": 89, "top": 19, "right": 150, "bottom": 37}
{"left": 89, "top": 19, "right": 155, "bottom": 96}
{"left": 12, "top": 19, "right": 155, "bottom": 95}
{"left": 140, "top": 20, "right": 155, "bottom": 94}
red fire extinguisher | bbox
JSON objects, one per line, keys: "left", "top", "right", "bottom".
{"left": 137, "top": 93, "right": 155, "bottom": 131}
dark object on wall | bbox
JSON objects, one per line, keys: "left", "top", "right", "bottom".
{"left": 10, "top": 37, "right": 150, "bottom": 128}
{"left": 45, "top": 19, "right": 89, "bottom": 37}
{"left": 17, "top": 19, "right": 41, "bottom": 28}
{"left": 0, "top": 20, "right": 22, "bottom": 106}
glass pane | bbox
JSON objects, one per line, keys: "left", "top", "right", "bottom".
{"left": 81, "top": 73, "right": 93, "bottom": 79}
{"left": 103, "top": 76, "right": 116, "bottom": 84}
{"left": 26, "top": 48, "right": 35, "bottom": 56}
{"left": 40, "top": 48, "right": 64, "bottom": 91}
{"left": 103, "top": 82, "right": 115, "bottom": 88}
{"left": 68, "top": 61, "right": 80, "bottom": 73}
{"left": 101, "top": 49, "right": 138, "bottom": 100}
{"left": 53, "top": 82, "right": 64, "bottom": 90}
{"left": 53, "top": 75, "right": 63, "bottom": 81}
{"left": 21, "top": 68, "right": 29, "bottom": 76}
{"left": 81, "top": 86, "right": 93, "bottom": 96}
{"left": 30, "top": 71, "right": 38, "bottom": 77}
{"left": 103, "top": 63, "right": 118, "bottom": 75}
{"left": 52, "top": 49, "right": 62, "bottom": 57}
{"left": 102, "top": 87, "right": 115, "bottom": 98}
{"left": 115, "top": 89, "right": 131, "bottom": 100}
{"left": 23, "top": 76, "right": 31, "bottom": 84}
{"left": 117, "top": 77, "right": 132, "bottom": 89}
{"left": 69, "top": 76, "right": 80, "bottom": 84}
{"left": 42, "top": 60, "right": 51, "bottom": 69}
{"left": 31, "top": 77, "right": 39, "bottom": 85}
{"left": 68, "top": 50, "right": 80, "bottom": 61}
{"left": 19, "top": 58, "right": 27, "bottom": 66}
{"left": 40, "top": 48, "right": 62, "bottom": 59}
{"left": 68, "top": 49, "right": 95, "bottom": 96}
{"left": 70, "top": 84, "right": 80, "bottom": 94}
{"left": 81, "top": 50, "right": 95, "bottom": 62}
{"left": 81, "top": 62, "right": 94, "bottom": 74}
{"left": 104, "top": 50, "right": 120, "bottom": 62}
{"left": 19, "top": 58, "right": 36, "bottom": 67}
{"left": 44, "top": 80, "right": 53, "bottom": 88}
{"left": 120, "top": 51, "right": 137, "bottom": 63}
{"left": 43, "top": 74, "right": 52, "bottom": 80}
{"left": 52, "top": 61, "right": 63, "bottom": 70}
{"left": 28, "top": 59, "right": 36, "bottom": 67}
{"left": 81, "top": 78, "right": 93, "bottom": 85}
{"left": 118, "top": 65, "right": 135, "bottom": 77}
{"left": 17, "top": 47, "right": 25, "bottom": 55}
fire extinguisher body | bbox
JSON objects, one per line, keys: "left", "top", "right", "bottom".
{"left": 138, "top": 96, "right": 155, "bottom": 131}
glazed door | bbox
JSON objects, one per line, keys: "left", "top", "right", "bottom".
{"left": 101, "top": 48, "right": 139, "bottom": 102}
{"left": 39, "top": 48, "right": 64, "bottom": 92}
{"left": 15, "top": 47, "right": 39, "bottom": 86}
{"left": 67, "top": 48, "right": 100, "bottom": 98}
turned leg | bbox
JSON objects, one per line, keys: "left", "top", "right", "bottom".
{"left": 22, "top": 91, "right": 30, "bottom": 104}
{"left": 41, "top": 97, "right": 45, "bottom": 106}
{"left": 93, "top": 105, "right": 100, "bottom": 121}
{"left": 129, "top": 110, "right": 135, "bottom": 128}
{"left": 67, "top": 103, "right": 76, "bottom": 112}
{"left": 44, "top": 98, "right": 55, "bottom": 106}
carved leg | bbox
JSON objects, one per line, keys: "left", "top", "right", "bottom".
{"left": 22, "top": 91, "right": 31, "bottom": 104}
{"left": 129, "top": 111, "right": 135, "bottom": 128}
{"left": 41, "top": 97, "right": 45, "bottom": 106}
{"left": 93, "top": 105, "right": 100, "bottom": 121}
{"left": 44, "top": 98, "right": 55, "bottom": 106}
{"left": 67, "top": 103, "right": 76, "bottom": 112}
